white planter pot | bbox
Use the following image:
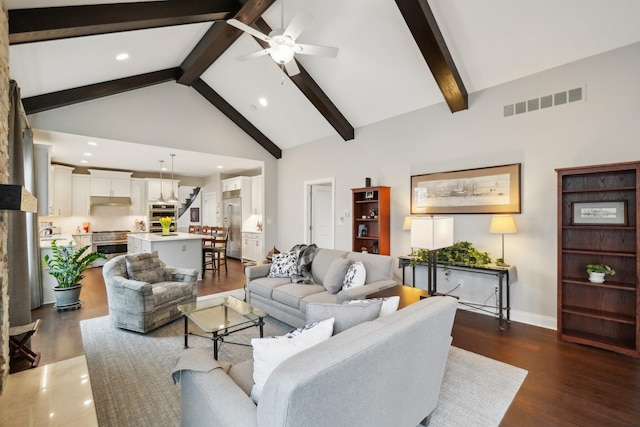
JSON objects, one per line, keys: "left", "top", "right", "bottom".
{"left": 588, "top": 272, "right": 606, "bottom": 283}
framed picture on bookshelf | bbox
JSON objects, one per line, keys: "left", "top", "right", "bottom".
{"left": 357, "top": 224, "right": 367, "bottom": 237}
{"left": 571, "top": 201, "right": 627, "bottom": 225}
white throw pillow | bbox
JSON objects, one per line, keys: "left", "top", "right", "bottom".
{"left": 342, "top": 261, "right": 366, "bottom": 290}
{"left": 250, "top": 317, "right": 335, "bottom": 403}
{"left": 268, "top": 251, "right": 298, "bottom": 278}
{"left": 347, "top": 296, "right": 400, "bottom": 317}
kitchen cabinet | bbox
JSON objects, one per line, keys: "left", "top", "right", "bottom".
{"left": 72, "top": 174, "right": 91, "bottom": 216}
{"left": 50, "top": 165, "right": 73, "bottom": 216}
{"left": 72, "top": 233, "right": 92, "bottom": 248}
{"left": 146, "top": 178, "right": 179, "bottom": 202}
{"left": 128, "top": 233, "right": 205, "bottom": 279}
{"left": 250, "top": 175, "right": 263, "bottom": 215}
{"left": 222, "top": 177, "right": 243, "bottom": 192}
{"left": 242, "top": 232, "right": 264, "bottom": 261}
{"left": 130, "top": 178, "right": 147, "bottom": 216}
{"left": 89, "top": 170, "right": 132, "bottom": 197}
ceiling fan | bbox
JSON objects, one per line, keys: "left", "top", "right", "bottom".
{"left": 227, "top": 6, "right": 338, "bottom": 77}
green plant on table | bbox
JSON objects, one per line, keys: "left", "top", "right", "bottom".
{"left": 44, "top": 240, "right": 106, "bottom": 288}
{"left": 410, "top": 241, "right": 492, "bottom": 278}
{"left": 586, "top": 264, "right": 616, "bottom": 276}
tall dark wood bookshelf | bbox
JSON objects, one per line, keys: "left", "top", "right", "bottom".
{"left": 556, "top": 162, "right": 640, "bottom": 357}
{"left": 352, "top": 186, "right": 390, "bottom": 255}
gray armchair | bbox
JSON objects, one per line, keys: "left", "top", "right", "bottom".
{"left": 103, "top": 253, "right": 198, "bottom": 333}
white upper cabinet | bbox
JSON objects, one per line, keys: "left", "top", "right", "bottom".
{"left": 250, "top": 175, "right": 263, "bottom": 216}
{"left": 89, "top": 170, "right": 132, "bottom": 197}
{"left": 146, "top": 179, "right": 179, "bottom": 202}
{"left": 130, "top": 178, "right": 147, "bottom": 216}
{"left": 72, "top": 174, "right": 90, "bottom": 216}
{"left": 51, "top": 165, "right": 73, "bottom": 216}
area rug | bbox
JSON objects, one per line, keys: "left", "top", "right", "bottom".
{"left": 81, "top": 291, "right": 527, "bottom": 427}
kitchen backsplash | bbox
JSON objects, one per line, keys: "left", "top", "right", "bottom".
{"left": 40, "top": 206, "right": 146, "bottom": 233}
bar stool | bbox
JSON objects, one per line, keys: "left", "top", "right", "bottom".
{"left": 9, "top": 319, "right": 41, "bottom": 372}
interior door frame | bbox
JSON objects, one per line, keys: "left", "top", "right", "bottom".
{"left": 304, "top": 177, "right": 335, "bottom": 249}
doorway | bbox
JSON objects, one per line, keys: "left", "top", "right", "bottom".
{"left": 304, "top": 178, "right": 334, "bottom": 249}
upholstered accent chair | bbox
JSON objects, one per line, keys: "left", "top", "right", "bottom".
{"left": 103, "top": 252, "right": 198, "bottom": 333}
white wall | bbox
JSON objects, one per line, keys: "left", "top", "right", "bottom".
{"left": 28, "top": 82, "right": 278, "bottom": 251}
{"left": 276, "top": 42, "right": 640, "bottom": 329}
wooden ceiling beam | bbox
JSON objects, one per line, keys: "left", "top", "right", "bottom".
{"left": 252, "top": 18, "right": 354, "bottom": 141}
{"left": 22, "top": 69, "right": 180, "bottom": 115}
{"left": 178, "top": 0, "right": 276, "bottom": 86}
{"left": 9, "top": 0, "right": 238, "bottom": 44}
{"left": 394, "top": 0, "right": 468, "bottom": 112}
{"left": 192, "top": 79, "right": 282, "bottom": 159}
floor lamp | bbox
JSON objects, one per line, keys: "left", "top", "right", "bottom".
{"left": 489, "top": 215, "right": 518, "bottom": 266}
{"left": 410, "top": 216, "right": 454, "bottom": 295}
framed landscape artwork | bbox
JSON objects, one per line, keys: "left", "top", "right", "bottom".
{"left": 571, "top": 201, "right": 627, "bottom": 225}
{"left": 411, "top": 163, "right": 522, "bottom": 214}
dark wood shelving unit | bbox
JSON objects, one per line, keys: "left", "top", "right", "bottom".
{"left": 556, "top": 162, "right": 640, "bottom": 357}
{"left": 352, "top": 186, "right": 390, "bottom": 255}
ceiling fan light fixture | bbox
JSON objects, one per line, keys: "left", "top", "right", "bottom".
{"left": 269, "top": 44, "right": 295, "bottom": 64}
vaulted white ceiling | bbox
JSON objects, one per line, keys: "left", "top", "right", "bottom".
{"left": 7, "top": 0, "right": 640, "bottom": 171}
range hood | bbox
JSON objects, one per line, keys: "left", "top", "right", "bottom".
{"left": 90, "top": 196, "right": 132, "bottom": 207}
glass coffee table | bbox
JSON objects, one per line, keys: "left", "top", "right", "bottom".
{"left": 178, "top": 296, "right": 267, "bottom": 360}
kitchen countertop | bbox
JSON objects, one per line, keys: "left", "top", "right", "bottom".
{"left": 39, "top": 234, "right": 76, "bottom": 248}
{"left": 127, "top": 232, "right": 205, "bottom": 242}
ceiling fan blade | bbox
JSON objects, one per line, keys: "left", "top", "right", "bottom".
{"left": 283, "top": 10, "right": 311, "bottom": 41}
{"left": 284, "top": 60, "right": 300, "bottom": 77}
{"left": 237, "top": 48, "right": 271, "bottom": 61}
{"left": 294, "top": 44, "right": 339, "bottom": 58}
{"left": 227, "top": 19, "right": 271, "bottom": 42}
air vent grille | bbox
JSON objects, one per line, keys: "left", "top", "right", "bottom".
{"left": 503, "top": 86, "right": 584, "bottom": 117}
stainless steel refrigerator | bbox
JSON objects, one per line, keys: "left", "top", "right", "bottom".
{"left": 223, "top": 190, "right": 242, "bottom": 259}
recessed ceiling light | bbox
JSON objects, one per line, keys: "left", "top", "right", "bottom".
{"left": 162, "top": 167, "right": 167, "bottom": 171}
{"left": 83, "top": 152, "right": 92, "bottom": 156}
{"left": 259, "top": 97, "right": 268, "bottom": 107}
{"left": 217, "top": 165, "right": 224, "bottom": 169}
{"left": 80, "top": 160, "right": 88, "bottom": 164}
{"left": 116, "top": 52, "right": 129, "bottom": 61}
{"left": 87, "top": 141, "right": 98, "bottom": 146}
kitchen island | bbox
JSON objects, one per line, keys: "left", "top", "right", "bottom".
{"left": 127, "top": 232, "right": 205, "bottom": 278}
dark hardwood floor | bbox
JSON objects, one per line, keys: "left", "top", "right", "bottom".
{"left": 21, "top": 259, "right": 640, "bottom": 426}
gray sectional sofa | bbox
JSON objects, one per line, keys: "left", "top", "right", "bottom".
{"left": 245, "top": 248, "right": 396, "bottom": 327}
{"left": 178, "top": 295, "right": 458, "bottom": 427}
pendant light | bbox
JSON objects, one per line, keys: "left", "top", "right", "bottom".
{"left": 157, "top": 160, "right": 166, "bottom": 203}
{"left": 166, "top": 154, "right": 179, "bottom": 203}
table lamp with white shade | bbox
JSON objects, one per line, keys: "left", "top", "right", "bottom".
{"left": 489, "top": 215, "right": 518, "bottom": 266}
{"left": 410, "top": 216, "right": 454, "bottom": 295}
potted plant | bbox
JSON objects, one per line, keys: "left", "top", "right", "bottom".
{"left": 44, "top": 240, "right": 106, "bottom": 308}
{"left": 586, "top": 264, "right": 616, "bottom": 283}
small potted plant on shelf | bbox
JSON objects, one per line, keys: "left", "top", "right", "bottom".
{"left": 586, "top": 264, "right": 616, "bottom": 283}
{"left": 44, "top": 240, "right": 106, "bottom": 309}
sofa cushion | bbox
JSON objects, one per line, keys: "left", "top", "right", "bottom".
{"left": 347, "top": 296, "right": 400, "bottom": 317}
{"left": 300, "top": 291, "right": 339, "bottom": 314}
{"left": 248, "top": 277, "right": 291, "bottom": 299}
{"left": 152, "top": 281, "right": 195, "bottom": 307}
{"left": 306, "top": 301, "right": 382, "bottom": 334}
{"left": 251, "top": 318, "right": 335, "bottom": 403}
{"left": 342, "top": 261, "right": 366, "bottom": 290}
{"left": 310, "top": 249, "right": 348, "bottom": 285}
{"left": 323, "top": 258, "right": 351, "bottom": 294}
{"left": 345, "top": 252, "right": 393, "bottom": 284}
{"left": 125, "top": 251, "right": 165, "bottom": 284}
{"left": 228, "top": 359, "right": 254, "bottom": 397}
{"left": 272, "top": 283, "right": 326, "bottom": 310}
{"left": 268, "top": 251, "right": 299, "bottom": 278}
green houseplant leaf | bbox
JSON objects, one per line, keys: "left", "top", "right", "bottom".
{"left": 586, "top": 264, "right": 616, "bottom": 276}
{"left": 44, "top": 240, "right": 106, "bottom": 288}
{"left": 410, "top": 241, "right": 492, "bottom": 277}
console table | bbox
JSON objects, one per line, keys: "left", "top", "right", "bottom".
{"left": 398, "top": 256, "right": 516, "bottom": 330}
